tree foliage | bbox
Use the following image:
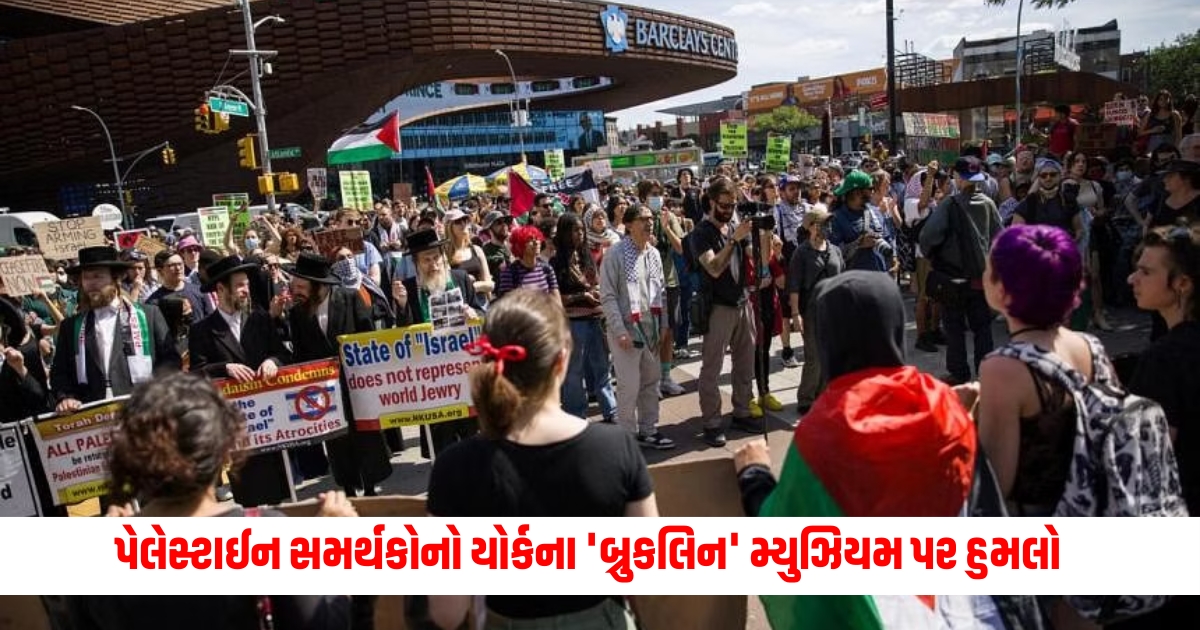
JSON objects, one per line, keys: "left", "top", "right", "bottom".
{"left": 752, "top": 106, "right": 820, "bottom": 136}
{"left": 1145, "top": 29, "right": 1200, "bottom": 99}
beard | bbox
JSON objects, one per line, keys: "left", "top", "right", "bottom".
{"left": 231, "top": 295, "right": 250, "bottom": 314}
{"left": 714, "top": 209, "right": 734, "bottom": 224}
{"left": 293, "top": 286, "right": 327, "bottom": 315}
{"left": 420, "top": 267, "right": 450, "bottom": 295}
{"left": 85, "top": 285, "right": 119, "bottom": 310}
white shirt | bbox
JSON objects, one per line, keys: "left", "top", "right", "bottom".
{"left": 218, "top": 307, "right": 243, "bottom": 343}
{"left": 315, "top": 292, "right": 331, "bottom": 334}
{"left": 93, "top": 300, "right": 121, "bottom": 376}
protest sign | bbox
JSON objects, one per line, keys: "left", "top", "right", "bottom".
{"left": 0, "top": 256, "right": 54, "bottom": 297}
{"left": 312, "top": 227, "right": 365, "bottom": 259}
{"left": 215, "top": 359, "right": 349, "bottom": 455}
{"left": 339, "top": 170, "right": 373, "bottom": 212}
{"left": 544, "top": 149, "right": 566, "bottom": 180}
{"left": 308, "top": 168, "right": 328, "bottom": 199}
{"left": 585, "top": 160, "right": 613, "bottom": 179}
{"left": 213, "top": 193, "right": 252, "bottom": 245}
{"left": 134, "top": 236, "right": 168, "bottom": 258}
{"left": 720, "top": 121, "right": 748, "bottom": 159}
{"left": 339, "top": 321, "right": 484, "bottom": 430}
{"left": 113, "top": 229, "right": 147, "bottom": 250}
{"left": 1102, "top": 99, "right": 1138, "bottom": 126}
{"left": 32, "top": 216, "right": 105, "bottom": 260}
{"left": 30, "top": 398, "right": 125, "bottom": 506}
{"left": 391, "top": 182, "right": 413, "bottom": 204}
{"left": 0, "top": 424, "right": 39, "bottom": 517}
{"left": 765, "top": 136, "right": 791, "bottom": 173}
{"left": 198, "top": 206, "right": 230, "bottom": 249}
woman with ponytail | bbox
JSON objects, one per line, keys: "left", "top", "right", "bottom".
{"left": 426, "top": 288, "right": 656, "bottom": 629}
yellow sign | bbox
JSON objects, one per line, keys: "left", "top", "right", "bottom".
{"left": 720, "top": 121, "right": 748, "bottom": 159}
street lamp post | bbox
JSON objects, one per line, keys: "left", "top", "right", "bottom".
{"left": 236, "top": 0, "right": 283, "bottom": 214}
{"left": 495, "top": 49, "right": 527, "bottom": 163}
{"left": 70, "top": 105, "right": 129, "bottom": 228}
{"left": 1015, "top": 0, "right": 1025, "bottom": 147}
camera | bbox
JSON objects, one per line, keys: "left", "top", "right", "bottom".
{"left": 738, "top": 201, "right": 776, "bottom": 234}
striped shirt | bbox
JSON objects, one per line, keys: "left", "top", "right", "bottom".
{"left": 496, "top": 260, "right": 558, "bottom": 297}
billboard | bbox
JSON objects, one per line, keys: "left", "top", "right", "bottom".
{"left": 747, "top": 69, "right": 889, "bottom": 112}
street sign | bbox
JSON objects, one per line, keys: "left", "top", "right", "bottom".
{"left": 208, "top": 97, "right": 250, "bottom": 118}
{"left": 269, "top": 146, "right": 302, "bottom": 160}
{"left": 91, "top": 203, "right": 123, "bottom": 231}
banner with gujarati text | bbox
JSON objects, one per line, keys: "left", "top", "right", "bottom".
{"left": 339, "top": 321, "right": 483, "bottom": 431}
{"left": 215, "top": 358, "right": 348, "bottom": 455}
{"left": 30, "top": 398, "right": 126, "bottom": 506}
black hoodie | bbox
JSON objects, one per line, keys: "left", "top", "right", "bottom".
{"left": 811, "top": 270, "right": 906, "bottom": 381}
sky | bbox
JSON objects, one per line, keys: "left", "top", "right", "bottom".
{"left": 610, "top": 0, "right": 1200, "bottom": 128}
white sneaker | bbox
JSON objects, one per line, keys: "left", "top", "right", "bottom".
{"left": 660, "top": 377, "right": 685, "bottom": 397}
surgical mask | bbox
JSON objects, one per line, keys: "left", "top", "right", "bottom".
{"left": 1116, "top": 170, "right": 1132, "bottom": 182}
{"left": 648, "top": 196, "right": 663, "bottom": 211}
{"left": 244, "top": 238, "right": 260, "bottom": 251}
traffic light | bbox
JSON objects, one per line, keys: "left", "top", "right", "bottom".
{"left": 213, "top": 112, "right": 229, "bottom": 133}
{"left": 194, "top": 104, "right": 211, "bottom": 133}
{"left": 237, "top": 135, "right": 258, "bottom": 170}
{"left": 161, "top": 145, "right": 176, "bottom": 165}
{"left": 257, "top": 174, "right": 275, "bottom": 195}
{"left": 277, "top": 172, "right": 299, "bottom": 193}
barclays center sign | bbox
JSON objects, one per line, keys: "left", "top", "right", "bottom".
{"left": 600, "top": 5, "right": 738, "bottom": 63}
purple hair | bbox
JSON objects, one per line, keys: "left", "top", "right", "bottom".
{"left": 989, "top": 225, "right": 1082, "bottom": 328}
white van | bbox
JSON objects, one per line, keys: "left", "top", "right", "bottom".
{"left": 0, "top": 211, "right": 59, "bottom": 249}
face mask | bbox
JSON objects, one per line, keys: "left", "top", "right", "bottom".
{"left": 1116, "top": 170, "right": 1132, "bottom": 182}
{"left": 648, "top": 196, "right": 663, "bottom": 211}
{"left": 244, "top": 238, "right": 260, "bottom": 251}
{"left": 332, "top": 258, "right": 361, "bottom": 288}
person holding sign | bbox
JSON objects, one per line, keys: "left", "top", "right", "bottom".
{"left": 189, "top": 256, "right": 292, "bottom": 506}
{"left": 285, "top": 252, "right": 392, "bottom": 496}
{"left": 50, "top": 247, "right": 180, "bottom": 413}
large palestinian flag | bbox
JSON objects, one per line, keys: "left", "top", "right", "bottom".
{"left": 327, "top": 112, "right": 401, "bottom": 165}
{"left": 758, "top": 366, "right": 989, "bottom": 629}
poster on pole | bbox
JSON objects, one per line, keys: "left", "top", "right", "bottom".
{"left": 213, "top": 193, "right": 252, "bottom": 245}
{"left": 197, "top": 206, "right": 230, "bottom": 250}
{"left": 0, "top": 255, "right": 55, "bottom": 297}
{"left": 720, "top": 121, "right": 748, "bottom": 159}
{"left": 30, "top": 398, "right": 125, "bottom": 506}
{"left": 307, "top": 168, "right": 328, "bottom": 200}
{"left": 215, "top": 359, "right": 349, "bottom": 455}
{"left": 339, "top": 170, "right": 373, "bottom": 212}
{"left": 339, "top": 321, "right": 484, "bottom": 431}
{"left": 543, "top": 149, "right": 566, "bottom": 180}
{"left": 585, "top": 160, "right": 613, "bottom": 180}
{"left": 765, "top": 136, "right": 791, "bottom": 173}
{"left": 32, "top": 216, "right": 105, "bottom": 260}
{"left": 113, "top": 229, "right": 148, "bottom": 251}
{"left": 1, "top": 423, "right": 40, "bottom": 517}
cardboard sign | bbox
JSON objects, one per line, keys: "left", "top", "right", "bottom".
{"left": 134, "top": 237, "right": 168, "bottom": 258}
{"left": 312, "top": 227, "right": 365, "bottom": 259}
{"left": 0, "top": 424, "right": 39, "bottom": 517}
{"left": 585, "top": 160, "right": 613, "bottom": 179}
{"left": 391, "top": 183, "right": 413, "bottom": 205}
{"left": 765, "top": 136, "right": 791, "bottom": 173}
{"left": 720, "top": 121, "right": 748, "bottom": 159}
{"left": 544, "top": 149, "right": 566, "bottom": 180}
{"left": 1102, "top": 99, "right": 1139, "bottom": 127}
{"left": 308, "top": 168, "right": 328, "bottom": 199}
{"left": 339, "top": 170, "right": 373, "bottom": 212}
{"left": 213, "top": 193, "right": 252, "bottom": 245}
{"left": 197, "top": 206, "right": 230, "bottom": 249}
{"left": 32, "top": 216, "right": 105, "bottom": 260}
{"left": 31, "top": 398, "right": 125, "bottom": 506}
{"left": 215, "top": 359, "right": 349, "bottom": 454}
{"left": 338, "top": 321, "right": 484, "bottom": 431}
{"left": 113, "top": 229, "right": 148, "bottom": 250}
{"left": 0, "top": 256, "right": 55, "bottom": 297}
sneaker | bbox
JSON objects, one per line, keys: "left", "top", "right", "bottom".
{"left": 761, "top": 394, "right": 784, "bottom": 412}
{"left": 674, "top": 347, "right": 700, "bottom": 360}
{"left": 782, "top": 355, "right": 802, "bottom": 368}
{"left": 660, "top": 377, "right": 685, "bottom": 397}
{"left": 702, "top": 428, "right": 727, "bottom": 447}
{"left": 215, "top": 484, "right": 234, "bottom": 502}
{"left": 731, "top": 415, "right": 766, "bottom": 435}
{"left": 637, "top": 432, "right": 677, "bottom": 450}
{"left": 796, "top": 401, "right": 813, "bottom": 415}
{"left": 781, "top": 346, "right": 794, "bottom": 363}
{"left": 915, "top": 333, "right": 938, "bottom": 353}
{"left": 748, "top": 398, "right": 765, "bottom": 418}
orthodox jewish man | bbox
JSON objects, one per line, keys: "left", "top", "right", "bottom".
{"left": 285, "top": 252, "right": 392, "bottom": 496}
{"left": 189, "top": 255, "right": 292, "bottom": 506}
{"left": 390, "top": 228, "right": 479, "bottom": 458}
{"left": 51, "top": 246, "right": 180, "bottom": 412}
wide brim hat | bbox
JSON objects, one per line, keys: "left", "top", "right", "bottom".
{"left": 201, "top": 255, "right": 260, "bottom": 293}
{"left": 833, "top": 170, "right": 874, "bottom": 196}
{"left": 405, "top": 228, "right": 446, "bottom": 256}
{"left": 283, "top": 251, "right": 339, "bottom": 285}
{"left": 1161, "top": 159, "right": 1200, "bottom": 176}
{"left": 176, "top": 235, "right": 203, "bottom": 252}
{"left": 66, "top": 246, "right": 135, "bottom": 275}
{"left": 480, "top": 210, "right": 512, "bottom": 230}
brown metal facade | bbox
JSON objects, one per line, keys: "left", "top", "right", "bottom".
{"left": 0, "top": 0, "right": 737, "bottom": 214}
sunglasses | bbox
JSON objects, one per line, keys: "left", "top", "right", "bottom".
{"left": 1038, "top": 172, "right": 1060, "bottom": 179}
{"left": 716, "top": 202, "right": 736, "bottom": 210}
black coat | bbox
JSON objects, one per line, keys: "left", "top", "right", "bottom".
{"left": 288, "top": 288, "right": 392, "bottom": 490}
{"left": 189, "top": 308, "right": 292, "bottom": 507}
{"left": 50, "top": 302, "right": 180, "bottom": 405}
{"left": 0, "top": 341, "right": 50, "bottom": 423}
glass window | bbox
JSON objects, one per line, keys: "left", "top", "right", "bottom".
{"left": 531, "top": 80, "right": 561, "bottom": 93}
{"left": 491, "top": 83, "right": 515, "bottom": 95}
{"left": 572, "top": 76, "right": 600, "bottom": 89}
{"left": 453, "top": 83, "right": 479, "bottom": 96}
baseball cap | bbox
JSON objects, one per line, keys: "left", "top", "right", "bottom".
{"left": 779, "top": 174, "right": 804, "bottom": 188}
{"left": 833, "top": 170, "right": 873, "bottom": 196}
{"left": 954, "top": 156, "right": 987, "bottom": 182}
{"left": 986, "top": 153, "right": 1004, "bottom": 166}
{"left": 443, "top": 208, "right": 468, "bottom": 223}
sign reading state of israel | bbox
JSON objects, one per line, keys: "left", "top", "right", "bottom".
{"left": 600, "top": 5, "right": 737, "bottom": 62}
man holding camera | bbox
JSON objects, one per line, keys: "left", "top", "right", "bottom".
{"left": 829, "top": 170, "right": 895, "bottom": 273}
{"left": 689, "top": 177, "right": 760, "bottom": 448}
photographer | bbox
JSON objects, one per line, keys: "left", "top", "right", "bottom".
{"left": 689, "top": 177, "right": 760, "bottom": 448}
{"left": 829, "top": 170, "right": 896, "bottom": 273}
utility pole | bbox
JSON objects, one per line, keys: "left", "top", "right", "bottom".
{"left": 236, "top": 0, "right": 281, "bottom": 214}
{"left": 70, "top": 105, "right": 128, "bottom": 229}
{"left": 495, "top": 50, "right": 527, "bottom": 164}
{"left": 1015, "top": 0, "right": 1025, "bottom": 147}
{"left": 885, "top": 0, "right": 898, "bottom": 149}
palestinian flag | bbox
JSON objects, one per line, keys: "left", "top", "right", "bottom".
{"left": 758, "top": 366, "right": 985, "bottom": 629}
{"left": 327, "top": 112, "right": 401, "bottom": 165}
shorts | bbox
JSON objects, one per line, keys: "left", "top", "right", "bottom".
{"left": 915, "top": 257, "right": 931, "bottom": 300}
{"left": 666, "top": 286, "right": 680, "bottom": 330}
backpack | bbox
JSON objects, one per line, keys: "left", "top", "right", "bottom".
{"left": 992, "top": 335, "right": 1188, "bottom": 623}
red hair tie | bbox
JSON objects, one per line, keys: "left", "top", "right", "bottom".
{"left": 465, "top": 335, "right": 528, "bottom": 375}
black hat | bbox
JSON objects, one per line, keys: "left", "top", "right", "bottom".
{"left": 66, "top": 246, "right": 135, "bottom": 275}
{"left": 284, "top": 251, "right": 339, "bottom": 285}
{"left": 1162, "top": 159, "right": 1200, "bottom": 176}
{"left": 201, "top": 255, "right": 260, "bottom": 293}
{"left": 405, "top": 228, "right": 446, "bottom": 256}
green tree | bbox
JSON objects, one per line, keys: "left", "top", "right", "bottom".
{"left": 1145, "top": 29, "right": 1200, "bottom": 99}
{"left": 752, "top": 106, "right": 820, "bottom": 136}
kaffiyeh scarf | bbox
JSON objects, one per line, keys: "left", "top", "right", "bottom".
{"left": 74, "top": 298, "right": 150, "bottom": 385}
{"left": 585, "top": 207, "right": 620, "bottom": 250}
{"left": 616, "top": 236, "right": 664, "bottom": 345}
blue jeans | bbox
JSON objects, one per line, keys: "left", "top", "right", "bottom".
{"left": 562, "top": 318, "right": 617, "bottom": 421}
{"left": 941, "top": 289, "right": 994, "bottom": 381}
{"left": 673, "top": 252, "right": 697, "bottom": 348}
